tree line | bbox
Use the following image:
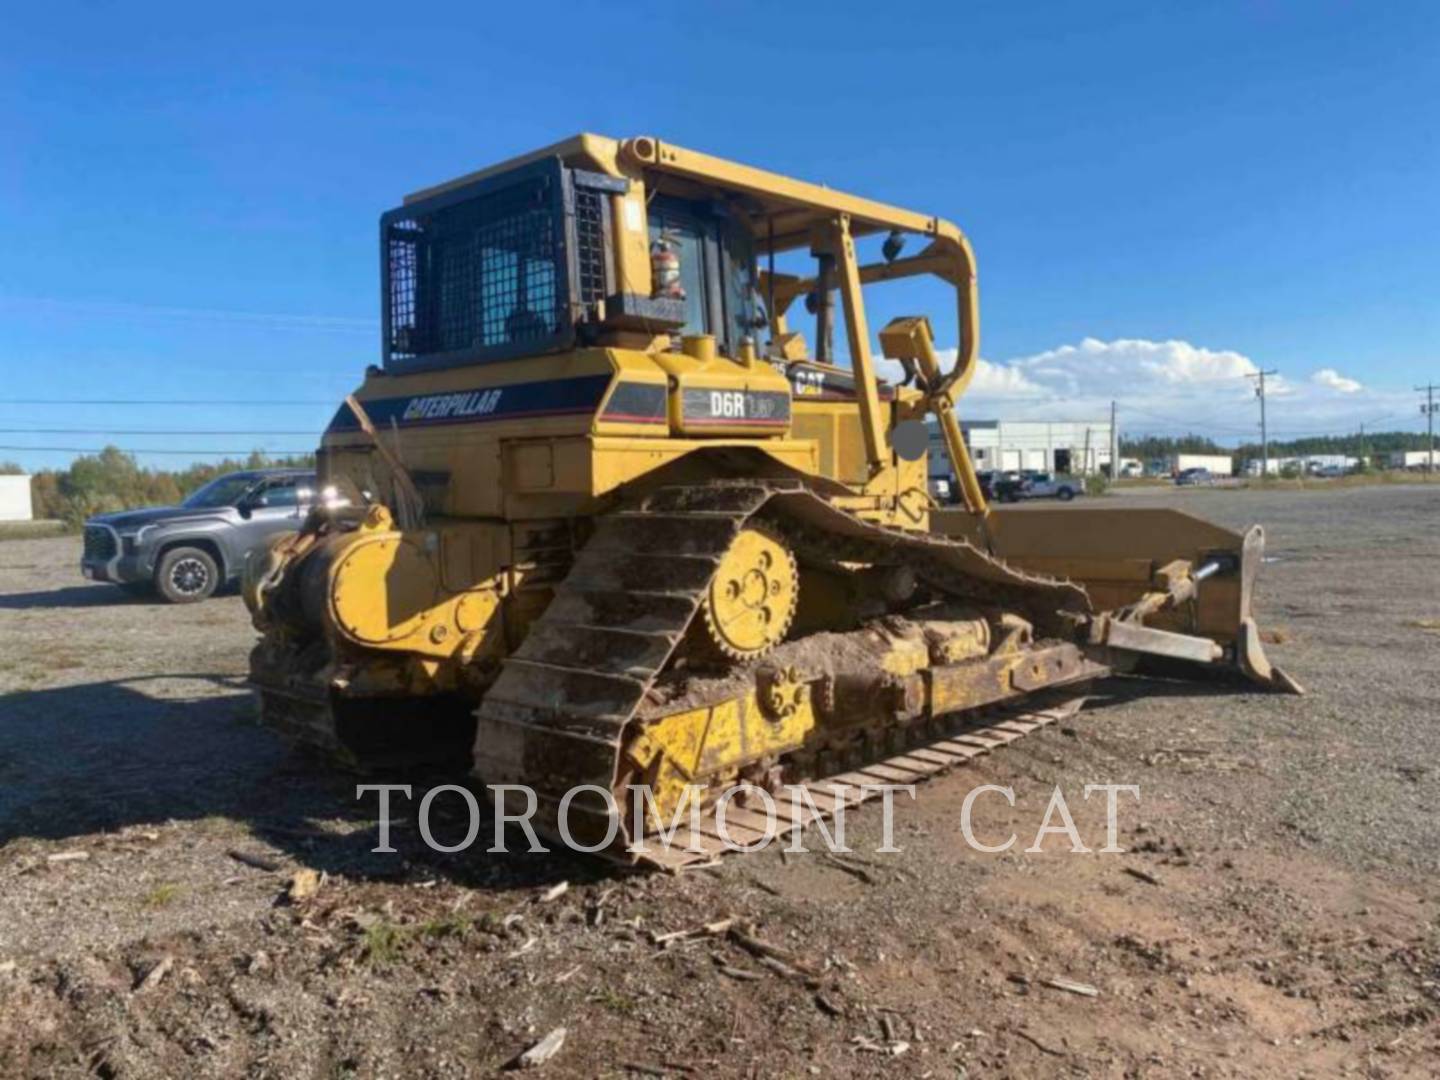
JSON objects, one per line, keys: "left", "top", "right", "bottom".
{"left": 1121, "top": 430, "right": 1433, "bottom": 464}
{"left": 0, "top": 447, "right": 316, "bottom": 527}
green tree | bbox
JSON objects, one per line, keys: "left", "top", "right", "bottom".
{"left": 19, "top": 448, "right": 315, "bottom": 528}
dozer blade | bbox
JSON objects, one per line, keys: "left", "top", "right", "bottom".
{"left": 933, "top": 505, "right": 1303, "bottom": 695}
{"left": 1234, "top": 523, "right": 1305, "bottom": 694}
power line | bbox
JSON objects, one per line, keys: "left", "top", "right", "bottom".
{"left": 1121, "top": 404, "right": 1260, "bottom": 434}
{"left": 0, "top": 428, "right": 320, "bottom": 436}
{"left": 0, "top": 445, "right": 313, "bottom": 456}
{"left": 0, "top": 398, "right": 336, "bottom": 407}
{"left": 0, "top": 295, "right": 376, "bottom": 333}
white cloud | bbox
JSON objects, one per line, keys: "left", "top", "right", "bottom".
{"left": 920, "top": 337, "right": 1412, "bottom": 442}
{"left": 864, "top": 335, "right": 1410, "bottom": 440}
{"left": 1014, "top": 337, "right": 1259, "bottom": 390}
{"left": 1312, "top": 367, "right": 1362, "bottom": 393}
{"left": 915, "top": 349, "right": 1046, "bottom": 396}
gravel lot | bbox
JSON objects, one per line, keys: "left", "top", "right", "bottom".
{"left": 1, "top": 483, "right": 1437, "bottom": 1077}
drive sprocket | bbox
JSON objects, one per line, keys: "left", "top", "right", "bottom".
{"left": 697, "top": 522, "right": 798, "bottom": 660}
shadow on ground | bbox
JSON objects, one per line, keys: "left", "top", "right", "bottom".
{"left": 0, "top": 674, "right": 601, "bottom": 892}
{"left": 0, "top": 584, "right": 155, "bottom": 610}
{"left": 0, "top": 580, "right": 258, "bottom": 610}
{"left": 1082, "top": 673, "right": 1262, "bottom": 711}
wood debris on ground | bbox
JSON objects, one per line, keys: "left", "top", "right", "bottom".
{"left": 1123, "top": 866, "right": 1163, "bottom": 886}
{"left": 228, "top": 849, "right": 282, "bottom": 873}
{"left": 852, "top": 1035, "right": 909, "bottom": 1056}
{"left": 1041, "top": 976, "right": 1100, "bottom": 997}
{"left": 649, "top": 916, "right": 735, "bottom": 949}
{"left": 134, "top": 956, "right": 174, "bottom": 994}
{"left": 514, "top": 1026, "right": 566, "bottom": 1068}
{"left": 287, "top": 868, "right": 322, "bottom": 902}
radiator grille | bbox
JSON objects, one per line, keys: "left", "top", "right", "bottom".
{"left": 84, "top": 526, "right": 116, "bottom": 561}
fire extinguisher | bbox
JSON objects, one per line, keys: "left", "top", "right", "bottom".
{"left": 651, "top": 231, "right": 685, "bottom": 300}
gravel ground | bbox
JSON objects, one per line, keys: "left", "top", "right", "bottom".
{"left": 1, "top": 484, "right": 1437, "bottom": 1077}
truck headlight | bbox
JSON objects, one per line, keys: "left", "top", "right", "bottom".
{"left": 119, "top": 525, "right": 153, "bottom": 554}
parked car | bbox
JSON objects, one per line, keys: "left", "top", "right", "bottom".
{"left": 1025, "top": 472, "right": 1085, "bottom": 501}
{"left": 82, "top": 468, "right": 317, "bottom": 602}
{"left": 984, "top": 469, "right": 1021, "bottom": 497}
{"left": 993, "top": 471, "right": 1085, "bottom": 502}
{"left": 1175, "top": 467, "right": 1214, "bottom": 486}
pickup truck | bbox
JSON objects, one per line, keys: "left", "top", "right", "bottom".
{"left": 1174, "top": 467, "right": 1214, "bottom": 486}
{"left": 81, "top": 468, "right": 317, "bottom": 602}
{"left": 993, "top": 471, "right": 1085, "bottom": 503}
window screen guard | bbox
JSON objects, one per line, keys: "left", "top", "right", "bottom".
{"left": 381, "top": 158, "right": 619, "bottom": 372}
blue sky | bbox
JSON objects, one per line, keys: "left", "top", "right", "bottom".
{"left": 2, "top": 1, "right": 1436, "bottom": 469}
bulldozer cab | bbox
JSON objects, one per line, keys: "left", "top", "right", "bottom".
{"left": 379, "top": 134, "right": 987, "bottom": 509}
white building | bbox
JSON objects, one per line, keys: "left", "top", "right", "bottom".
{"left": 927, "top": 418, "right": 1114, "bottom": 478}
{"left": 1391, "top": 450, "right": 1437, "bottom": 470}
{"left": 0, "top": 474, "right": 33, "bottom": 521}
{"left": 1244, "top": 458, "right": 1291, "bottom": 477}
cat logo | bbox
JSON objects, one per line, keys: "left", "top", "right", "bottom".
{"left": 790, "top": 368, "right": 826, "bottom": 397}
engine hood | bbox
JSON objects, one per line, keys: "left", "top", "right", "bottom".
{"left": 86, "top": 506, "right": 233, "bottom": 531}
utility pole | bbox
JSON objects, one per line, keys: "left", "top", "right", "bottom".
{"left": 1419, "top": 384, "right": 1438, "bottom": 475}
{"left": 1110, "top": 400, "right": 1119, "bottom": 479}
{"left": 1248, "top": 370, "right": 1278, "bottom": 478}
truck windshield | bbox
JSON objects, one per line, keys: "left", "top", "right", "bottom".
{"left": 183, "top": 475, "right": 257, "bottom": 509}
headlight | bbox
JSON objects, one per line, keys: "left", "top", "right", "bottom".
{"left": 119, "top": 525, "right": 154, "bottom": 552}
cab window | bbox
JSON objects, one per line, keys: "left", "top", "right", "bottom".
{"left": 648, "top": 197, "right": 759, "bottom": 356}
{"left": 648, "top": 199, "right": 713, "bottom": 340}
{"left": 720, "top": 218, "right": 760, "bottom": 353}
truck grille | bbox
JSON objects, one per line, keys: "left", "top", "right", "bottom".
{"left": 84, "top": 526, "right": 117, "bottom": 561}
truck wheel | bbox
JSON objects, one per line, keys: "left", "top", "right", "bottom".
{"left": 156, "top": 546, "right": 219, "bottom": 603}
{"left": 1057, "top": 487, "right": 1076, "bottom": 501}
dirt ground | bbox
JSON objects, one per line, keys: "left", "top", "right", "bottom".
{"left": 1, "top": 484, "right": 1437, "bottom": 1078}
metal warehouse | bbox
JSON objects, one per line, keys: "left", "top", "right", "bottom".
{"left": 927, "top": 418, "right": 1115, "bottom": 476}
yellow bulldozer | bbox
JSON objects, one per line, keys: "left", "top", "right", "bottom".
{"left": 244, "top": 134, "right": 1300, "bottom": 866}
